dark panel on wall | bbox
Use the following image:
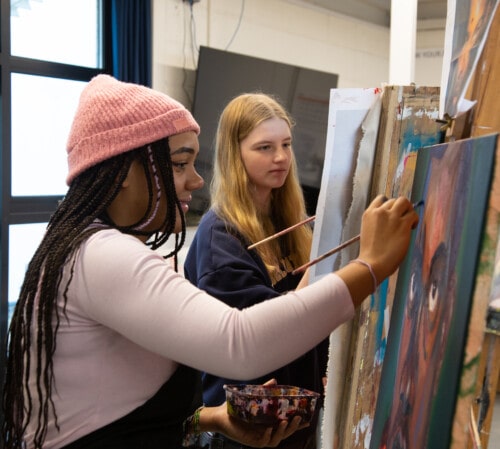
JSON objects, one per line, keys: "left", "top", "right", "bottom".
{"left": 191, "top": 46, "right": 338, "bottom": 215}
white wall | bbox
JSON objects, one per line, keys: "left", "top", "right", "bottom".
{"left": 415, "top": 20, "right": 446, "bottom": 86}
{"left": 152, "top": 0, "right": 444, "bottom": 108}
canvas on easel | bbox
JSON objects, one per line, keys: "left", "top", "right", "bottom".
{"left": 336, "top": 85, "right": 442, "bottom": 449}
{"left": 310, "top": 88, "right": 380, "bottom": 282}
{"left": 312, "top": 87, "right": 381, "bottom": 449}
{"left": 369, "top": 134, "right": 498, "bottom": 449}
{"left": 440, "top": 0, "right": 499, "bottom": 119}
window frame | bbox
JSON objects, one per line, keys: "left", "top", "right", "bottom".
{"left": 0, "top": 0, "right": 112, "bottom": 425}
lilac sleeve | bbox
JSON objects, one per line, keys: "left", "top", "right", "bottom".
{"left": 75, "top": 230, "right": 355, "bottom": 379}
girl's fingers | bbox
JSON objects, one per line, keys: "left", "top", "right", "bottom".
{"left": 381, "top": 198, "right": 397, "bottom": 209}
{"left": 370, "top": 194, "right": 388, "bottom": 208}
{"left": 391, "top": 196, "right": 413, "bottom": 214}
{"left": 374, "top": 195, "right": 416, "bottom": 216}
{"left": 385, "top": 197, "right": 420, "bottom": 228}
{"left": 266, "top": 416, "right": 304, "bottom": 446}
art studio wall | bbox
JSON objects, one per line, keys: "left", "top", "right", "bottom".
{"left": 151, "top": 0, "right": 446, "bottom": 109}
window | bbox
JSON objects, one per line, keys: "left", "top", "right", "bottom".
{"left": 11, "top": 73, "right": 88, "bottom": 196}
{"left": 0, "top": 0, "right": 110, "bottom": 419}
{"left": 11, "top": 0, "right": 102, "bottom": 67}
{"left": 8, "top": 223, "right": 47, "bottom": 324}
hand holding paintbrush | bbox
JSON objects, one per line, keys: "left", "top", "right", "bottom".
{"left": 248, "top": 196, "right": 422, "bottom": 280}
{"left": 293, "top": 199, "right": 423, "bottom": 275}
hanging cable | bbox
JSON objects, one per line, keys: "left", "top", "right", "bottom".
{"left": 225, "top": 0, "right": 245, "bottom": 51}
{"left": 189, "top": 2, "right": 199, "bottom": 67}
{"left": 182, "top": 1, "right": 193, "bottom": 107}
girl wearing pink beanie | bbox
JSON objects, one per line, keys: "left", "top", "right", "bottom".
{"left": 2, "top": 75, "right": 418, "bottom": 449}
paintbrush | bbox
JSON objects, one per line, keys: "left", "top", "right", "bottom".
{"left": 247, "top": 215, "right": 316, "bottom": 250}
{"left": 291, "top": 234, "right": 360, "bottom": 275}
{"left": 291, "top": 200, "right": 425, "bottom": 275}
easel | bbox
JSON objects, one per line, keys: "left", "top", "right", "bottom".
{"left": 321, "top": 5, "right": 500, "bottom": 447}
{"left": 470, "top": 305, "right": 500, "bottom": 449}
{"left": 449, "top": 5, "right": 500, "bottom": 449}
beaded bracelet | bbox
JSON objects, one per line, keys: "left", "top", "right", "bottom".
{"left": 182, "top": 404, "right": 205, "bottom": 447}
{"left": 349, "top": 258, "right": 378, "bottom": 293}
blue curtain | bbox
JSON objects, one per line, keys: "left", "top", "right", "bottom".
{"left": 111, "top": 0, "right": 152, "bottom": 86}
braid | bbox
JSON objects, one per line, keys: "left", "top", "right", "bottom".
{"left": 147, "top": 140, "right": 186, "bottom": 255}
{"left": 2, "top": 138, "right": 185, "bottom": 449}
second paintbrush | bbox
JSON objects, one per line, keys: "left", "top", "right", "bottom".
{"left": 292, "top": 199, "right": 424, "bottom": 275}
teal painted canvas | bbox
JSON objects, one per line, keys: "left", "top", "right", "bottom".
{"left": 370, "top": 134, "right": 497, "bottom": 449}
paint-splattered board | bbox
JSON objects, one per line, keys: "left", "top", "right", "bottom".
{"left": 312, "top": 88, "right": 382, "bottom": 449}
{"left": 336, "top": 85, "right": 442, "bottom": 449}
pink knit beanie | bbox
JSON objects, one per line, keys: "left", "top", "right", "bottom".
{"left": 66, "top": 74, "right": 200, "bottom": 184}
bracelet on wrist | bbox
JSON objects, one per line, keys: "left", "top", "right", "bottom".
{"left": 182, "top": 404, "right": 205, "bottom": 447}
{"left": 349, "top": 258, "right": 378, "bottom": 293}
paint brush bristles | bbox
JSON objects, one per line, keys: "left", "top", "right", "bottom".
{"left": 247, "top": 215, "right": 316, "bottom": 250}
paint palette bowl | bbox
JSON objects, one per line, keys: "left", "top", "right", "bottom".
{"left": 223, "top": 384, "right": 320, "bottom": 426}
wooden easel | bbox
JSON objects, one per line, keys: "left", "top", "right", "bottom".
{"left": 470, "top": 306, "right": 500, "bottom": 449}
{"left": 462, "top": 5, "right": 500, "bottom": 449}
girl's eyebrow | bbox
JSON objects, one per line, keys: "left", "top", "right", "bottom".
{"left": 254, "top": 137, "right": 291, "bottom": 145}
{"left": 171, "top": 146, "right": 195, "bottom": 156}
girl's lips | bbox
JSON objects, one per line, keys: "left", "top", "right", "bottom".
{"left": 179, "top": 197, "right": 191, "bottom": 213}
{"left": 179, "top": 201, "right": 189, "bottom": 213}
{"left": 269, "top": 169, "right": 289, "bottom": 178}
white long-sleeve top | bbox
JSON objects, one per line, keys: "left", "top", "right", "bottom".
{"left": 26, "top": 229, "right": 354, "bottom": 448}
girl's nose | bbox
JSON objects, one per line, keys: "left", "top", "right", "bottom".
{"left": 274, "top": 146, "right": 289, "bottom": 162}
{"left": 188, "top": 168, "right": 204, "bottom": 191}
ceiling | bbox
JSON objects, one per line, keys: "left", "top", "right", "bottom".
{"left": 289, "top": 0, "right": 448, "bottom": 27}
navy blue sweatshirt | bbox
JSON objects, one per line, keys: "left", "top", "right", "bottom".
{"left": 184, "top": 210, "right": 329, "bottom": 444}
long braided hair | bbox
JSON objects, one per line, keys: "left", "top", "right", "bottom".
{"left": 2, "top": 137, "right": 185, "bottom": 449}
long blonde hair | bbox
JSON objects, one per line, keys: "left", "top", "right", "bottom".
{"left": 210, "top": 93, "right": 312, "bottom": 276}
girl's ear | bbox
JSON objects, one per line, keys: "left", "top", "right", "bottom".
{"left": 119, "top": 160, "right": 137, "bottom": 189}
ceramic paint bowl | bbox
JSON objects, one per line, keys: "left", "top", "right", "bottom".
{"left": 223, "top": 384, "right": 321, "bottom": 426}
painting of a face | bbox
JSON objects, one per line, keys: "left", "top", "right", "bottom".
{"left": 336, "top": 86, "right": 443, "bottom": 449}
{"left": 370, "top": 135, "right": 497, "bottom": 449}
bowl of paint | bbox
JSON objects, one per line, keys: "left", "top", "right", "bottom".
{"left": 223, "top": 384, "right": 321, "bottom": 426}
